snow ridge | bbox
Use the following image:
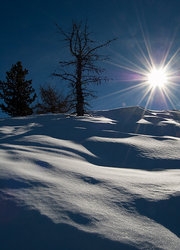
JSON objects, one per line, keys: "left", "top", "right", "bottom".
{"left": 0, "top": 106, "right": 180, "bottom": 249}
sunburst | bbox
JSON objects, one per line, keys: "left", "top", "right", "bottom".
{"left": 102, "top": 17, "right": 180, "bottom": 110}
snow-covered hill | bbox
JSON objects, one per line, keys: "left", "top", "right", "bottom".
{"left": 0, "top": 106, "right": 180, "bottom": 250}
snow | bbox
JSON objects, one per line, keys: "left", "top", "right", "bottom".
{"left": 0, "top": 106, "right": 180, "bottom": 250}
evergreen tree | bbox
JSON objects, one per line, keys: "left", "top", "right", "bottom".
{"left": 0, "top": 61, "right": 36, "bottom": 116}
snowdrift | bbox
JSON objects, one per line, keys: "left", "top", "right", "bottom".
{"left": 0, "top": 106, "right": 180, "bottom": 249}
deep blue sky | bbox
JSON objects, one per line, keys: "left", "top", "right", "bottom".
{"left": 1, "top": 0, "right": 180, "bottom": 113}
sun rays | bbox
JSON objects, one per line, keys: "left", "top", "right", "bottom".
{"left": 102, "top": 15, "right": 180, "bottom": 111}
{"left": 112, "top": 38, "right": 180, "bottom": 110}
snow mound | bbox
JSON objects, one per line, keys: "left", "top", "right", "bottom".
{"left": 0, "top": 106, "right": 180, "bottom": 249}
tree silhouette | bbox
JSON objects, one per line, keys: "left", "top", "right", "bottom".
{"left": 0, "top": 61, "right": 36, "bottom": 117}
{"left": 36, "top": 84, "right": 71, "bottom": 114}
{"left": 54, "top": 21, "right": 115, "bottom": 116}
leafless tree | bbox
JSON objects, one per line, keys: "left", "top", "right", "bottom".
{"left": 36, "top": 84, "right": 71, "bottom": 114}
{"left": 53, "top": 21, "right": 116, "bottom": 116}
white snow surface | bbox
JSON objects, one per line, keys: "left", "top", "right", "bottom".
{"left": 0, "top": 106, "right": 180, "bottom": 250}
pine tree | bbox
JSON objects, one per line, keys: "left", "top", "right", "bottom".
{"left": 0, "top": 61, "right": 36, "bottom": 117}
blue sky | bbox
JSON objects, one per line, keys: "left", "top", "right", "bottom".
{"left": 1, "top": 0, "right": 180, "bottom": 113}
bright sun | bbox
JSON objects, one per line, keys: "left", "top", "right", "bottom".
{"left": 109, "top": 11, "right": 180, "bottom": 110}
{"left": 147, "top": 67, "right": 168, "bottom": 89}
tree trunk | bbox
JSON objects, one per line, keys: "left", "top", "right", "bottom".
{"left": 76, "top": 83, "right": 84, "bottom": 116}
{"left": 76, "top": 59, "right": 84, "bottom": 116}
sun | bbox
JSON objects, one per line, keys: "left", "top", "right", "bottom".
{"left": 105, "top": 13, "right": 180, "bottom": 110}
{"left": 147, "top": 67, "right": 168, "bottom": 89}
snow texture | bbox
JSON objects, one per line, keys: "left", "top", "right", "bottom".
{"left": 0, "top": 106, "right": 180, "bottom": 250}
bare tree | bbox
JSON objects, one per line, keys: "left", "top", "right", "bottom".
{"left": 53, "top": 21, "right": 116, "bottom": 116}
{"left": 36, "top": 84, "right": 71, "bottom": 114}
